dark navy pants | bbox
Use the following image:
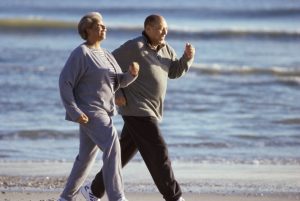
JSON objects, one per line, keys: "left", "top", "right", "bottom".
{"left": 91, "top": 116, "right": 182, "bottom": 201}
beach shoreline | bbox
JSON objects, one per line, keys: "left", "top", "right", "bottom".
{"left": 1, "top": 161, "right": 300, "bottom": 200}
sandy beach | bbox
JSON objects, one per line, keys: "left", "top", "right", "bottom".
{"left": 1, "top": 161, "right": 300, "bottom": 201}
{"left": 1, "top": 191, "right": 300, "bottom": 201}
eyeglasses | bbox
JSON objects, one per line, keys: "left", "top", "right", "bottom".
{"left": 99, "top": 24, "right": 106, "bottom": 30}
{"left": 92, "top": 23, "right": 106, "bottom": 31}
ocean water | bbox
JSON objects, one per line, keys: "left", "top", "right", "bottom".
{"left": 0, "top": 0, "right": 300, "bottom": 165}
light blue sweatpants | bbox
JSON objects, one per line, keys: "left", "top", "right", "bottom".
{"left": 60, "top": 114, "right": 124, "bottom": 201}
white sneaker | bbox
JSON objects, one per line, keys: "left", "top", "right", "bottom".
{"left": 57, "top": 198, "right": 67, "bottom": 201}
{"left": 81, "top": 183, "right": 100, "bottom": 201}
{"left": 177, "top": 197, "right": 185, "bottom": 201}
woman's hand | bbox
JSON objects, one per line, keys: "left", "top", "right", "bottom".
{"left": 77, "top": 113, "right": 89, "bottom": 124}
{"left": 128, "top": 62, "right": 139, "bottom": 77}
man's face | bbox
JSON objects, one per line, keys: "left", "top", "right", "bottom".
{"left": 146, "top": 18, "right": 168, "bottom": 46}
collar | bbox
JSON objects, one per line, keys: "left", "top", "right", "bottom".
{"left": 142, "top": 31, "right": 165, "bottom": 51}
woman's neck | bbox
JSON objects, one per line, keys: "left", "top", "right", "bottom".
{"left": 85, "top": 40, "right": 101, "bottom": 49}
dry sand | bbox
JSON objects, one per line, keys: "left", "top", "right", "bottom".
{"left": 1, "top": 161, "right": 300, "bottom": 201}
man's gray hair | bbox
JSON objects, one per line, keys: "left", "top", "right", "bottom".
{"left": 144, "top": 14, "right": 163, "bottom": 29}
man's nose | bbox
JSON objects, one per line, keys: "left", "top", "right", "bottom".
{"left": 162, "top": 28, "right": 167, "bottom": 35}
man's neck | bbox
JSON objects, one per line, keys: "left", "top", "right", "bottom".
{"left": 142, "top": 31, "right": 164, "bottom": 51}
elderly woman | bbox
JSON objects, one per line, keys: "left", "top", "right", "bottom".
{"left": 57, "top": 12, "right": 138, "bottom": 201}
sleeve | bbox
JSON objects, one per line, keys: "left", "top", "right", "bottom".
{"left": 112, "top": 40, "right": 133, "bottom": 72}
{"left": 117, "top": 71, "right": 137, "bottom": 88}
{"left": 115, "top": 88, "right": 126, "bottom": 100}
{"left": 110, "top": 42, "right": 138, "bottom": 88}
{"left": 167, "top": 44, "right": 194, "bottom": 79}
{"left": 58, "top": 49, "right": 86, "bottom": 122}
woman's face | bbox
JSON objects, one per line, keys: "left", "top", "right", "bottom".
{"left": 87, "top": 19, "right": 107, "bottom": 42}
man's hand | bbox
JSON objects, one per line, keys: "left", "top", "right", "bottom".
{"left": 184, "top": 43, "right": 195, "bottom": 60}
{"left": 129, "top": 62, "right": 139, "bottom": 77}
{"left": 115, "top": 96, "right": 126, "bottom": 107}
{"left": 76, "top": 113, "right": 89, "bottom": 124}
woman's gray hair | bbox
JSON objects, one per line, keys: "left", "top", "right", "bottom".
{"left": 78, "top": 12, "right": 102, "bottom": 40}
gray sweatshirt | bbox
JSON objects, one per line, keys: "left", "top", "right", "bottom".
{"left": 59, "top": 44, "right": 136, "bottom": 122}
{"left": 114, "top": 33, "right": 194, "bottom": 121}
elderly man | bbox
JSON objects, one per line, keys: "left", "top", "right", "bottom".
{"left": 81, "top": 14, "right": 195, "bottom": 201}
